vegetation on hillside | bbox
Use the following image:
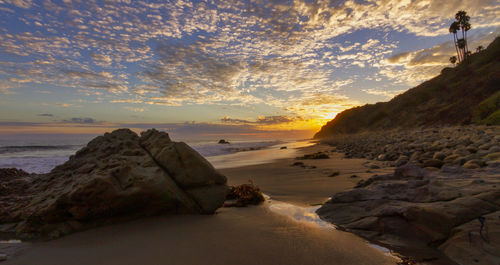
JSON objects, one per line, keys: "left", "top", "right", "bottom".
{"left": 314, "top": 36, "right": 500, "bottom": 138}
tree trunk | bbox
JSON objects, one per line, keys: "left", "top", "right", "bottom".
{"left": 465, "top": 31, "right": 469, "bottom": 54}
{"left": 453, "top": 34, "right": 461, "bottom": 62}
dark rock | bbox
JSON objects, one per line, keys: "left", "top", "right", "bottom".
{"left": 423, "top": 159, "right": 444, "bottom": 168}
{"left": 394, "top": 163, "right": 428, "bottom": 178}
{"left": 296, "top": 152, "right": 329, "bottom": 160}
{"left": 433, "top": 152, "right": 446, "bottom": 161}
{"left": 328, "top": 172, "right": 340, "bottom": 177}
{"left": 218, "top": 139, "right": 230, "bottom": 144}
{"left": 363, "top": 163, "right": 380, "bottom": 169}
{"left": 291, "top": 162, "right": 305, "bottom": 167}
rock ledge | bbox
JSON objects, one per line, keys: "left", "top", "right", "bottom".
{"left": 317, "top": 163, "right": 500, "bottom": 265}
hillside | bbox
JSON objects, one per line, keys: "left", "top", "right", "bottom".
{"left": 314, "top": 37, "right": 500, "bottom": 138}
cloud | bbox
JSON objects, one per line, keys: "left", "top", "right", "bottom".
{"left": 256, "top": 115, "right": 298, "bottom": 124}
{"left": 0, "top": 80, "right": 18, "bottom": 94}
{"left": 2, "top": 0, "right": 32, "bottom": 8}
{"left": 37, "top": 113, "right": 54, "bottom": 117}
{"left": 381, "top": 28, "right": 500, "bottom": 85}
{"left": 124, "top": 107, "right": 145, "bottom": 112}
{"left": 90, "top": 53, "right": 113, "bottom": 67}
{"left": 221, "top": 115, "right": 301, "bottom": 125}
{"left": 386, "top": 42, "right": 455, "bottom": 67}
{"left": 362, "top": 88, "right": 406, "bottom": 98}
{"left": 362, "top": 39, "right": 381, "bottom": 50}
{"left": 140, "top": 40, "right": 242, "bottom": 101}
{"left": 220, "top": 117, "right": 250, "bottom": 124}
{"left": 386, "top": 52, "right": 412, "bottom": 65}
{"left": 64, "top": 117, "right": 97, "bottom": 124}
{"left": 41, "top": 102, "right": 74, "bottom": 107}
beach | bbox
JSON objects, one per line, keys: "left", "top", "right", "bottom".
{"left": 1, "top": 142, "right": 398, "bottom": 265}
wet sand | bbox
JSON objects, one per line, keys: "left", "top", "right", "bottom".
{"left": 2, "top": 143, "right": 397, "bottom": 265}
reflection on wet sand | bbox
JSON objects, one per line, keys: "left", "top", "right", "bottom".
{"left": 267, "top": 197, "right": 398, "bottom": 259}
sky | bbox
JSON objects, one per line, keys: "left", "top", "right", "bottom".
{"left": 0, "top": 0, "right": 499, "bottom": 139}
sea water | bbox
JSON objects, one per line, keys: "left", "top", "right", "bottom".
{"left": 0, "top": 134, "right": 296, "bottom": 174}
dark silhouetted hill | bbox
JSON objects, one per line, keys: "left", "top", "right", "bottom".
{"left": 315, "top": 37, "right": 500, "bottom": 138}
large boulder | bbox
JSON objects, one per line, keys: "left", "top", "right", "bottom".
{"left": 0, "top": 129, "right": 228, "bottom": 239}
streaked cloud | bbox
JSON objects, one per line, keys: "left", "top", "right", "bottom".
{"left": 41, "top": 102, "right": 74, "bottom": 108}
{"left": 64, "top": 117, "right": 97, "bottom": 124}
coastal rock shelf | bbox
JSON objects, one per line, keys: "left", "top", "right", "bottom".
{"left": 0, "top": 129, "right": 228, "bottom": 239}
{"left": 317, "top": 163, "right": 500, "bottom": 265}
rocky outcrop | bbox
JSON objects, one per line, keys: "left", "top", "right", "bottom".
{"left": 317, "top": 163, "right": 500, "bottom": 265}
{"left": 0, "top": 129, "right": 228, "bottom": 239}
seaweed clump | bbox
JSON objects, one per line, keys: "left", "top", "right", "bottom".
{"left": 224, "top": 181, "right": 265, "bottom": 207}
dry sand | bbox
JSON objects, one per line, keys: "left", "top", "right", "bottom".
{"left": 2, "top": 143, "right": 398, "bottom": 265}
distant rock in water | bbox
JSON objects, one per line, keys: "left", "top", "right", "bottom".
{"left": 0, "top": 128, "right": 228, "bottom": 239}
{"left": 218, "top": 139, "right": 230, "bottom": 144}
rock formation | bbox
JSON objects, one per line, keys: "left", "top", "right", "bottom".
{"left": 317, "top": 163, "right": 500, "bottom": 265}
{"left": 0, "top": 129, "right": 228, "bottom": 239}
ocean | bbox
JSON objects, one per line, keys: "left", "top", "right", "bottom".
{"left": 0, "top": 134, "right": 310, "bottom": 174}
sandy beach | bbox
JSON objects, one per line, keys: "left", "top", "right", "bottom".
{"left": 1, "top": 143, "right": 398, "bottom": 265}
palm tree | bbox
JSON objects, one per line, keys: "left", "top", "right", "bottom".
{"left": 449, "top": 56, "right": 457, "bottom": 65}
{"left": 449, "top": 22, "right": 461, "bottom": 61}
{"left": 455, "top": 11, "right": 471, "bottom": 60}
{"left": 450, "top": 11, "right": 471, "bottom": 63}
